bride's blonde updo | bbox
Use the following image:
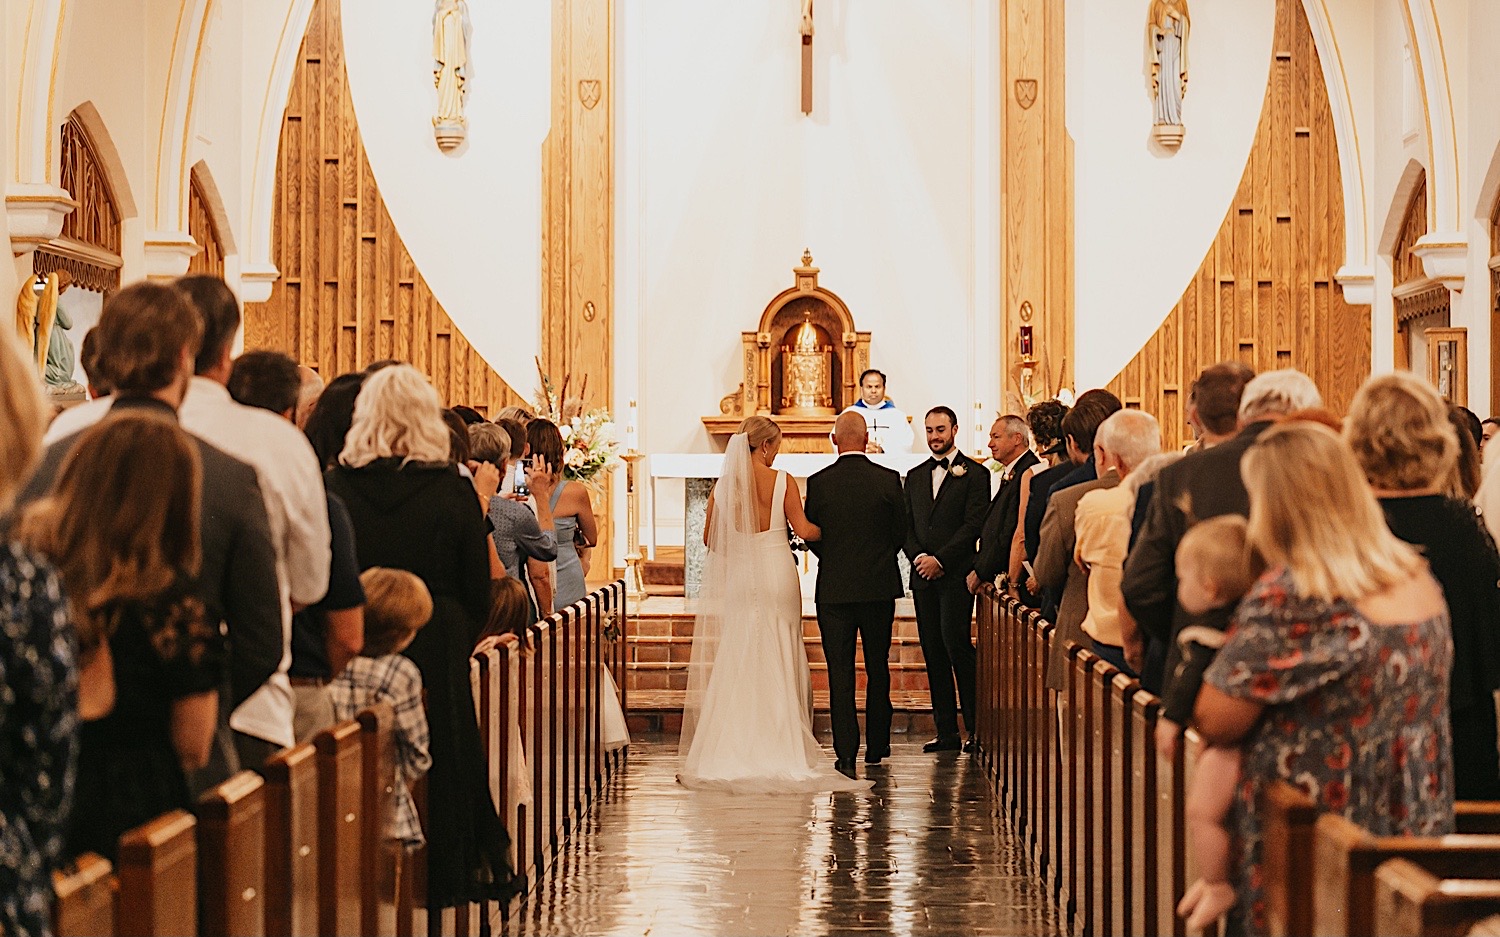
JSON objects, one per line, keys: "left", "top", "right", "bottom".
{"left": 738, "top": 415, "right": 782, "bottom": 451}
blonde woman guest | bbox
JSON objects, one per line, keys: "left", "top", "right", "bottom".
{"left": 0, "top": 334, "right": 76, "bottom": 937}
{"left": 324, "top": 364, "right": 511, "bottom": 906}
{"left": 1194, "top": 422, "right": 1453, "bottom": 936}
{"left": 1345, "top": 373, "right": 1500, "bottom": 799}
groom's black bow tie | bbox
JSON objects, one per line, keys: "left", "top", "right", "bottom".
{"left": 933, "top": 456, "right": 952, "bottom": 470}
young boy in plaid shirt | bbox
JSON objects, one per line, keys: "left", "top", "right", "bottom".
{"left": 330, "top": 567, "right": 433, "bottom": 848}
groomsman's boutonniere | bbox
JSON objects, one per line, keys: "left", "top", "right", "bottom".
{"left": 950, "top": 463, "right": 968, "bottom": 478}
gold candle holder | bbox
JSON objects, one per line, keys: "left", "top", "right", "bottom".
{"left": 621, "top": 449, "right": 647, "bottom": 603}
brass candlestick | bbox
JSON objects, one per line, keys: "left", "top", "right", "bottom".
{"left": 621, "top": 449, "right": 647, "bottom": 602}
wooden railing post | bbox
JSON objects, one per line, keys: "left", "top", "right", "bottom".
{"left": 52, "top": 853, "right": 115, "bottom": 937}
{"left": 116, "top": 809, "right": 198, "bottom": 937}
{"left": 261, "top": 743, "right": 318, "bottom": 937}
{"left": 196, "top": 770, "right": 267, "bottom": 937}
{"left": 1129, "top": 691, "right": 1160, "bottom": 937}
{"left": 314, "top": 721, "right": 363, "bottom": 937}
{"left": 1109, "top": 671, "right": 1139, "bottom": 937}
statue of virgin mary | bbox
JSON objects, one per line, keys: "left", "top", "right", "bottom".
{"left": 1148, "top": 0, "right": 1190, "bottom": 146}
{"left": 432, "top": 0, "right": 472, "bottom": 151}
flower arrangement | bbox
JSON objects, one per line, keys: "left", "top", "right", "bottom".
{"left": 533, "top": 359, "right": 622, "bottom": 487}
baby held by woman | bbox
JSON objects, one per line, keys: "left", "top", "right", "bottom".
{"left": 1162, "top": 515, "right": 1261, "bottom": 930}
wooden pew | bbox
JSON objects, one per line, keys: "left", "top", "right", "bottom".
{"left": 1262, "top": 780, "right": 1318, "bottom": 937}
{"left": 315, "top": 721, "right": 364, "bottom": 937}
{"left": 1128, "top": 691, "right": 1161, "bottom": 937}
{"left": 1089, "top": 656, "right": 1117, "bottom": 937}
{"left": 261, "top": 743, "right": 319, "bottom": 937}
{"left": 196, "top": 770, "right": 267, "bottom": 937}
{"left": 357, "top": 705, "right": 401, "bottom": 937}
{"left": 1314, "top": 815, "right": 1500, "bottom": 937}
{"left": 117, "top": 809, "right": 198, "bottom": 937}
{"left": 1374, "top": 858, "right": 1500, "bottom": 937}
{"left": 1109, "top": 670, "right": 1138, "bottom": 937}
{"left": 52, "top": 853, "right": 115, "bottom": 937}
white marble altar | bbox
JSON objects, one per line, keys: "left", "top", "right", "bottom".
{"left": 650, "top": 451, "right": 935, "bottom": 597}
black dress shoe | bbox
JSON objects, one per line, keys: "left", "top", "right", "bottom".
{"left": 962, "top": 738, "right": 978, "bottom": 754}
{"left": 835, "top": 759, "right": 858, "bottom": 779}
{"left": 923, "top": 736, "right": 962, "bottom": 753}
{"left": 864, "top": 747, "right": 891, "bottom": 765}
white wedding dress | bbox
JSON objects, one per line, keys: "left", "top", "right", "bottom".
{"left": 678, "top": 435, "right": 871, "bottom": 793}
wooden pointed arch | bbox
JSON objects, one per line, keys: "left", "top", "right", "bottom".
{"left": 1106, "top": 0, "right": 1370, "bottom": 449}
{"left": 243, "top": 0, "right": 521, "bottom": 412}
{"left": 33, "top": 109, "right": 125, "bottom": 293}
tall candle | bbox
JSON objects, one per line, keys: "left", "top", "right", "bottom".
{"left": 627, "top": 400, "right": 639, "bottom": 450}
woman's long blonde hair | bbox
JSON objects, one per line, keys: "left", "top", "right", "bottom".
{"left": 1242, "top": 421, "right": 1422, "bottom": 603}
{"left": 20, "top": 413, "right": 203, "bottom": 654}
{"left": 1, "top": 333, "right": 48, "bottom": 514}
{"left": 339, "top": 364, "right": 451, "bottom": 467}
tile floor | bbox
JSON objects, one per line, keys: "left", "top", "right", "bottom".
{"left": 497, "top": 737, "right": 1062, "bottom": 936}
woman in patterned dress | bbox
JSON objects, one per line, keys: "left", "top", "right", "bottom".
{"left": 1194, "top": 422, "right": 1454, "bottom": 936}
{"left": 0, "top": 333, "right": 77, "bottom": 937}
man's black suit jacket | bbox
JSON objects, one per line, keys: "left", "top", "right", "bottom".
{"left": 902, "top": 450, "right": 991, "bottom": 590}
{"left": 804, "top": 453, "right": 907, "bottom": 604}
{"left": 16, "top": 396, "right": 284, "bottom": 710}
{"left": 1121, "top": 421, "right": 1275, "bottom": 647}
{"left": 974, "top": 450, "right": 1041, "bottom": 582}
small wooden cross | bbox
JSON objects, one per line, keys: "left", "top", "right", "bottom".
{"left": 800, "top": 0, "right": 814, "bottom": 115}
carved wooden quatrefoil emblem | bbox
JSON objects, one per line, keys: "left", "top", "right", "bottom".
{"left": 1014, "top": 79, "right": 1038, "bottom": 110}
{"left": 578, "top": 80, "right": 602, "bottom": 110}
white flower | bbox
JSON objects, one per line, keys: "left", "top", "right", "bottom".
{"left": 564, "top": 448, "right": 587, "bottom": 469}
{"left": 560, "top": 425, "right": 573, "bottom": 442}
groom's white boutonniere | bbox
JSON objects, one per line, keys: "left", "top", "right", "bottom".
{"left": 950, "top": 463, "right": 968, "bottom": 478}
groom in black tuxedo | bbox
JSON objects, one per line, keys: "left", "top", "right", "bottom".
{"left": 805, "top": 411, "right": 908, "bottom": 777}
{"left": 903, "top": 406, "right": 991, "bottom": 753}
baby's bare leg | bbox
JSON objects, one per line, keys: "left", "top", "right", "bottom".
{"left": 1178, "top": 745, "right": 1242, "bottom": 929}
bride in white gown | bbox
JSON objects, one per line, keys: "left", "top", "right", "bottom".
{"left": 678, "top": 416, "right": 871, "bottom": 793}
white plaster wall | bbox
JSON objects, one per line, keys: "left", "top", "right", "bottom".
{"left": 1460, "top": 0, "right": 1498, "bottom": 411}
{"left": 616, "top": 0, "right": 999, "bottom": 549}
{"left": 339, "top": 0, "right": 550, "bottom": 396}
{"left": 1068, "top": 0, "right": 1276, "bottom": 388}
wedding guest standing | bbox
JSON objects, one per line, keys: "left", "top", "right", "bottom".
{"left": 970, "top": 414, "right": 1038, "bottom": 595}
{"left": 1195, "top": 421, "right": 1453, "bottom": 936}
{"left": 527, "top": 419, "right": 598, "bottom": 610}
{"left": 903, "top": 406, "right": 990, "bottom": 753}
{"left": 806, "top": 411, "right": 908, "bottom": 774}
{"left": 0, "top": 333, "right": 76, "bottom": 937}
{"left": 21, "top": 414, "right": 225, "bottom": 862}
{"left": 325, "top": 364, "right": 511, "bottom": 907}
{"left": 1345, "top": 373, "right": 1500, "bottom": 798}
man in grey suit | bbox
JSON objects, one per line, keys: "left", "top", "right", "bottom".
{"left": 16, "top": 282, "right": 282, "bottom": 787}
{"left": 1034, "top": 401, "right": 1123, "bottom": 692}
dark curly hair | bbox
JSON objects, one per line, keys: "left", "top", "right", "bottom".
{"left": 1026, "top": 400, "right": 1069, "bottom": 451}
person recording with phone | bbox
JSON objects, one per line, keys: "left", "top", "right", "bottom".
{"left": 473, "top": 420, "right": 558, "bottom": 618}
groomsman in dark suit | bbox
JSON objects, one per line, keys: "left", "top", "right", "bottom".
{"left": 805, "top": 412, "right": 908, "bottom": 776}
{"left": 969, "top": 415, "right": 1040, "bottom": 595}
{"left": 903, "top": 406, "right": 992, "bottom": 753}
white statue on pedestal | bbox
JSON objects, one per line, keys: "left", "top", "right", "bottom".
{"left": 432, "top": 0, "right": 472, "bottom": 152}
{"left": 1148, "top": 0, "right": 1190, "bottom": 148}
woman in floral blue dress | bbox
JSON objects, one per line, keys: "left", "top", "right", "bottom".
{"left": 1195, "top": 421, "right": 1454, "bottom": 937}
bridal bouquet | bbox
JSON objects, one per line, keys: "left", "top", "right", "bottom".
{"left": 533, "top": 361, "right": 622, "bottom": 487}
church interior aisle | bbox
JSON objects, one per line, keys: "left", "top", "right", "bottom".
{"left": 496, "top": 738, "right": 1061, "bottom": 936}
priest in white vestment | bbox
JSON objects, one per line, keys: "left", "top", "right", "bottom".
{"left": 843, "top": 369, "right": 917, "bottom": 453}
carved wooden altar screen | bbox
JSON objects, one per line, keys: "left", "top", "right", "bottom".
{"left": 702, "top": 253, "right": 870, "bottom": 453}
{"left": 1393, "top": 174, "right": 1449, "bottom": 372}
{"left": 32, "top": 111, "right": 123, "bottom": 294}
